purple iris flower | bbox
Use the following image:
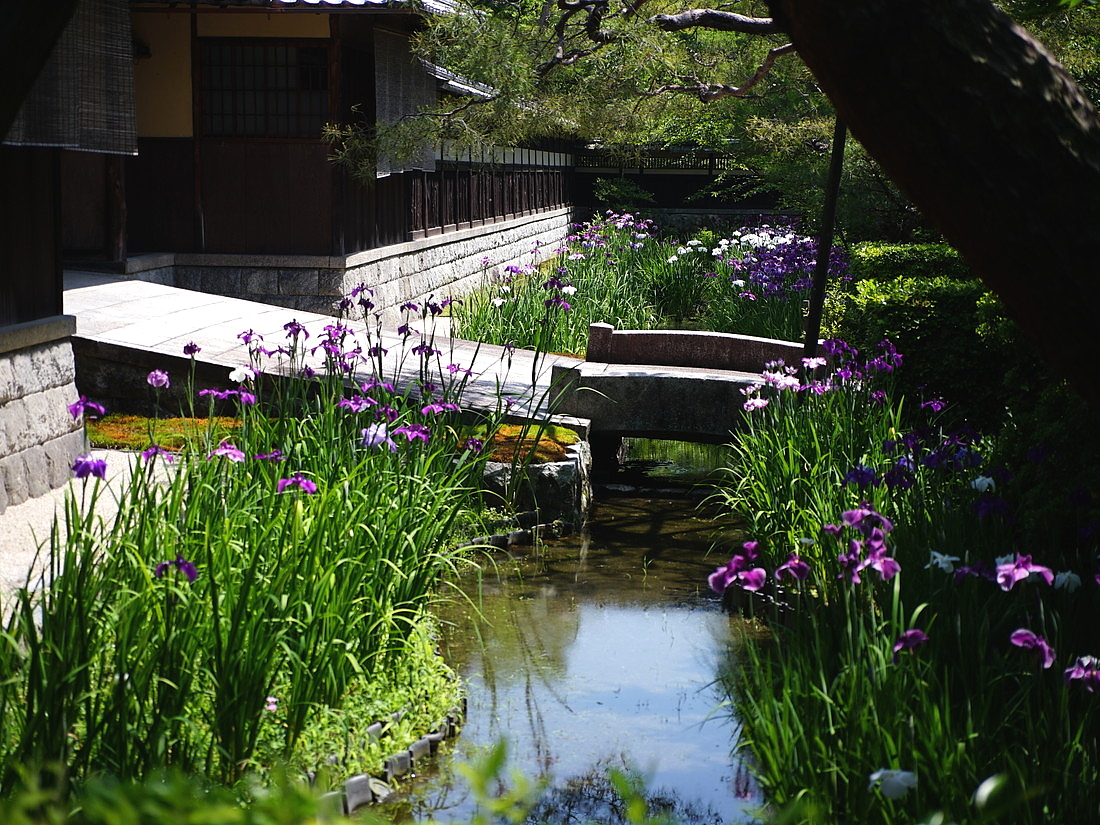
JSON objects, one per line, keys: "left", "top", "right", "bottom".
{"left": 1065, "top": 656, "right": 1100, "bottom": 691}
{"left": 147, "top": 370, "right": 170, "bottom": 389}
{"left": 283, "top": 319, "right": 309, "bottom": 340}
{"left": 775, "top": 553, "right": 810, "bottom": 582}
{"left": 1010, "top": 628, "right": 1056, "bottom": 669}
{"left": 72, "top": 455, "right": 107, "bottom": 480}
{"left": 253, "top": 450, "right": 286, "bottom": 461}
{"left": 141, "top": 445, "right": 175, "bottom": 464}
{"left": 892, "top": 628, "right": 929, "bottom": 663}
{"left": 860, "top": 529, "right": 901, "bottom": 581}
{"left": 996, "top": 553, "right": 1054, "bottom": 591}
{"left": 841, "top": 504, "right": 894, "bottom": 537}
{"left": 68, "top": 396, "right": 106, "bottom": 420}
{"left": 837, "top": 540, "right": 865, "bottom": 584}
{"left": 464, "top": 437, "right": 484, "bottom": 452}
{"left": 708, "top": 542, "right": 767, "bottom": 593}
{"left": 394, "top": 423, "right": 431, "bottom": 443}
{"left": 207, "top": 441, "right": 246, "bottom": 462}
{"left": 183, "top": 342, "right": 201, "bottom": 356}
{"left": 338, "top": 395, "right": 377, "bottom": 413}
{"left": 155, "top": 554, "right": 199, "bottom": 583}
{"left": 361, "top": 423, "right": 397, "bottom": 452}
{"left": 842, "top": 465, "right": 879, "bottom": 491}
{"left": 277, "top": 474, "right": 318, "bottom": 495}
{"left": 954, "top": 559, "right": 997, "bottom": 583}
{"left": 199, "top": 388, "right": 257, "bottom": 406}
{"left": 882, "top": 463, "right": 916, "bottom": 490}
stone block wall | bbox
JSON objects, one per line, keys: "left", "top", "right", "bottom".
{"left": 128, "top": 208, "right": 574, "bottom": 321}
{"left": 344, "top": 208, "right": 574, "bottom": 321}
{"left": 0, "top": 317, "right": 85, "bottom": 514}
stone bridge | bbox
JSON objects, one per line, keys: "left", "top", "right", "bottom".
{"left": 549, "top": 323, "right": 806, "bottom": 444}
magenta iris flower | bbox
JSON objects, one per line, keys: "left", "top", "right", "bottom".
{"left": 1065, "top": 656, "right": 1100, "bottom": 691}
{"left": 1010, "top": 628, "right": 1056, "bottom": 669}
{"left": 277, "top": 474, "right": 318, "bottom": 495}
{"left": 775, "top": 553, "right": 810, "bottom": 582}
{"left": 199, "top": 388, "right": 257, "bottom": 406}
{"left": 283, "top": 319, "right": 309, "bottom": 340}
{"left": 892, "top": 628, "right": 929, "bottom": 663}
{"left": 861, "top": 531, "right": 901, "bottom": 581}
{"left": 464, "top": 438, "right": 484, "bottom": 452}
{"left": 147, "top": 370, "right": 170, "bottom": 389}
{"left": 141, "top": 445, "right": 175, "bottom": 464}
{"left": 708, "top": 541, "right": 767, "bottom": 593}
{"left": 72, "top": 455, "right": 107, "bottom": 480}
{"left": 395, "top": 423, "right": 431, "bottom": 443}
{"left": 421, "top": 402, "right": 459, "bottom": 416}
{"left": 207, "top": 441, "right": 246, "bottom": 462}
{"left": 68, "top": 395, "right": 106, "bottom": 420}
{"left": 155, "top": 554, "right": 199, "bottom": 583}
{"left": 996, "top": 553, "right": 1054, "bottom": 591}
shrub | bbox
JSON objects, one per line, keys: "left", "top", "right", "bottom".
{"left": 849, "top": 242, "right": 970, "bottom": 282}
{"left": 837, "top": 275, "right": 1006, "bottom": 428}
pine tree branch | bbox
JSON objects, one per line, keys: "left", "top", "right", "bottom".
{"left": 649, "top": 8, "right": 781, "bottom": 33}
{"left": 646, "top": 42, "right": 795, "bottom": 100}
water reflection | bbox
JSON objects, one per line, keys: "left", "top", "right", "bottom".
{"left": 384, "top": 498, "right": 761, "bottom": 824}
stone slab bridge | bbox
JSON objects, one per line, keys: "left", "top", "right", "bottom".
{"left": 549, "top": 323, "right": 806, "bottom": 445}
{"left": 64, "top": 273, "right": 803, "bottom": 448}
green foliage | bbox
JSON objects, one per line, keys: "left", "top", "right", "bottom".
{"left": 591, "top": 177, "right": 656, "bottom": 212}
{"left": 837, "top": 275, "right": 1005, "bottom": 428}
{"left": 849, "top": 242, "right": 970, "bottom": 281}
{"left": 0, "top": 302, "right": 492, "bottom": 795}
{"left": 0, "top": 769, "right": 353, "bottom": 825}
{"left": 714, "top": 344, "right": 1100, "bottom": 823}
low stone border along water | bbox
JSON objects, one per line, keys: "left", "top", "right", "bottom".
{"left": 314, "top": 698, "right": 469, "bottom": 816}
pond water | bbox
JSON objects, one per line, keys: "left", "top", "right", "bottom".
{"left": 381, "top": 490, "right": 763, "bottom": 824}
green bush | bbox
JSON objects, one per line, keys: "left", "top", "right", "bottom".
{"left": 837, "top": 276, "right": 1006, "bottom": 427}
{"left": 849, "top": 242, "right": 970, "bottom": 282}
{"left": 0, "top": 769, "right": 356, "bottom": 825}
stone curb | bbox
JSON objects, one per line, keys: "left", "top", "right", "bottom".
{"left": 314, "top": 696, "right": 468, "bottom": 815}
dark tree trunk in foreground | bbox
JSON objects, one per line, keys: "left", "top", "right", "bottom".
{"left": 767, "top": 0, "right": 1100, "bottom": 411}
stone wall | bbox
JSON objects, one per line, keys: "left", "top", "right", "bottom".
{"left": 125, "top": 208, "right": 575, "bottom": 320}
{"left": 0, "top": 317, "right": 85, "bottom": 513}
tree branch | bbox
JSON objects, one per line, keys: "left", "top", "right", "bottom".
{"left": 649, "top": 8, "right": 781, "bottom": 33}
{"left": 646, "top": 42, "right": 794, "bottom": 100}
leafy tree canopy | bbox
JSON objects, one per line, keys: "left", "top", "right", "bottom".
{"left": 329, "top": 0, "right": 1100, "bottom": 239}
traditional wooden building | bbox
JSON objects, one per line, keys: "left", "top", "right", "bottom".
{"left": 1, "top": 0, "right": 136, "bottom": 511}
{"left": 63, "top": 0, "right": 575, "bottom": 316}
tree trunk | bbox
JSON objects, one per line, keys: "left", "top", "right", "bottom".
{"left": 767, "top": 0, "right": 1100, "bottom": 410}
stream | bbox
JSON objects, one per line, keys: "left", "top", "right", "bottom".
{"left": 382, "top": 443, "right": 764, "bottom": 824}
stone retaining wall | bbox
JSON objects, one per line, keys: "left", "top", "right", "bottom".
{"left": 0, "top": 317, "right": 85, "bottom": 513}
{"left": 124, "top": 208, "right": 575, "bottom": 321}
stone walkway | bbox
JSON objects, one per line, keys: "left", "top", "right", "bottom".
{"left": 65, "top": 270, "right": 581, "bottom": 417}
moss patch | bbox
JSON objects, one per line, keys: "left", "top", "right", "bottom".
{"left": 87, "top": 414, "right": 242, "bottom": 452}
{"left": 482, "top": 423, "right": 579, "bottom": 464}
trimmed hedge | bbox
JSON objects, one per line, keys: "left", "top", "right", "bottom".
{"left": 849, "top": 242, "right": 970, "bottom": 282}
{"left": 838, "top": 275, "right": 1007, "bottom": 427}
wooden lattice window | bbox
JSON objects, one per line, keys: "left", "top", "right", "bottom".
{"left": 198, "top": 40, "right": 330, "bottom": 138}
